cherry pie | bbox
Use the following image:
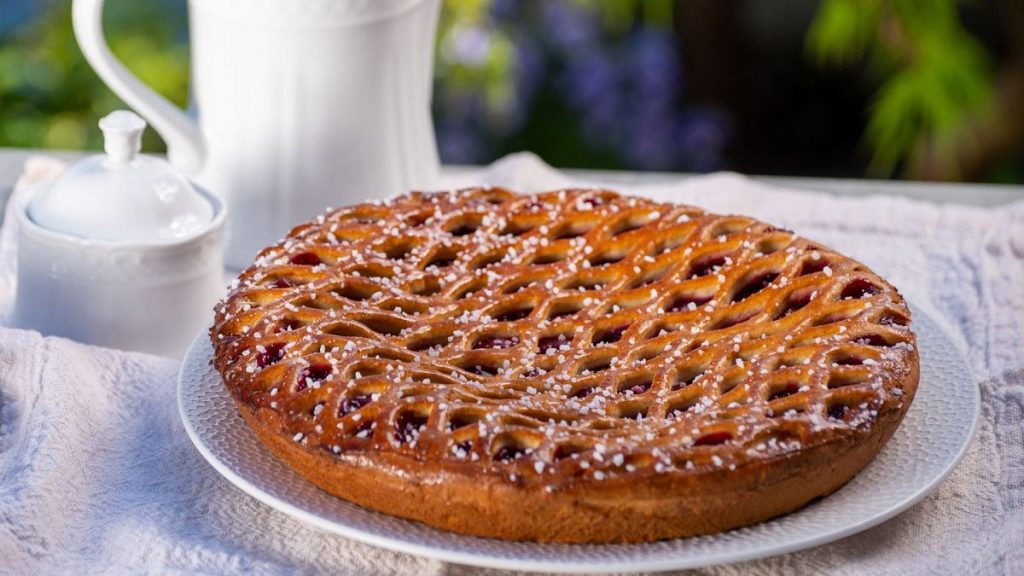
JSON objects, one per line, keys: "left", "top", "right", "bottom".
{"left": 211, "top": 187, "right": 918, "bottom": 543}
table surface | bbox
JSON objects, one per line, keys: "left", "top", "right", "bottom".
{"left": 2, "top": 147, "right": 1019, "bottom": 574}
{"left": 3, "top": 147, "right": 1023, "bottom": 217}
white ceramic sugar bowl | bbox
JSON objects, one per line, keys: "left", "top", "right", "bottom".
{"left": 12, "top": 111, "right": 226, "bottom": 358}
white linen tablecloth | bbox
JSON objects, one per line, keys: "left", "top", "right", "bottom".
{"left": 0, "top": 153, "right": 1021, "bottom": 575}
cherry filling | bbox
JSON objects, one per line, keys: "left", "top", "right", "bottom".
{"left": 552, "top": 444, "right": 583, "bottom": 461}
{"left": 593, "top": 325, "right": 629, "bottom": 346}
{"left": 666, "top": 293, "right": 713, "bottom": 312}
{"left": 767, "top": 382, "right": 800, "bottom": 402}
{"left": 854, "top": 334, "right": 889, "bottom": 347}
{"left": 448, "top": 223, "right": 479, "bottom": 237}
{"left": 589, "top": 253, "right": 624, "bottom": 267}
{"left": 382, "top": 243, "right": 413, "bottom": 261}
{"left": 521, "top": 367, "right": 545, "bottom": 378}
{"left": 353, "top": 419, "right": 375, "bottom": 437}
{"left": 841, "top": 278, "right": 881, "bottom": 299}
{"left": 494, "top": 306, "right": 533, "bottom": 322}
{"left": 395, "top": 412, "right": 428, "bottom": 443}
{"left": 800, "top": 258, "right": 829, "bottom": 276}
{"left": 472, "top": 335, "right": 520, "bottom": 350}
{"left": 833, "top": 355, "right": 865, "bottom": 366}
{"left": 732, "top": 272, "right": 779, "bottom": 303}
{"left": 339, "top": 394, "right": 372, "bottom": 416}
{"left": 570, "top": 386, "right": 594, "bottom": 399}
{"left": 621, "top": 379, "right": 652, "bottom": 395}
{"left": 672, "top": 369, "right": 703, "bottom": 391}
{"left": 693, "top": 431, "right": 733, "bottom": 447}
{"left": 579, "top": 197, "right": 603, "bottom": 208}
{"left": 289, "top": 252, "right": 321, "bottom": 266}
{"left": 688, "top": 254, "right": 729, "bottom": 279}
{"left": 273, "top": 278, "right": 296, "bottom": 289}
{"left": 256, "top": 343, "right": 286, "bottom": 368}
{"left": 493, "top": 444, "right": 527, "bottom": 462}
{"left": 295, "top": 363, "right": 332, "bottom": 391}
{"left": 827, "top": 403, "right": 850, "bottom": 420}
{"left": 538, "top": 334, "right": 569, "bottom": 354}
{"left": 777, "top": 291, "right": 813, "bottom": 319}
{"left": 426, "top": 253, "right": 457, "bottom": 268}
{"left": 547, "top": 306, "right": 582, "bottom": 320}
{"left": 447, "top": 413, "right": 479, "bottom": 431}
{"left": 275, "top": 319, "right": 301, "bottom": 333}
{"left": 879, "top": 311, "right": 909, "bottom": 327}
{"left": 466, "top": 364, "right": 497, "bottom": 377}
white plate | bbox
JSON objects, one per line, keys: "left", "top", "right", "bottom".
{"left": 178, "top": 305, "right": 978, "bottom": 573}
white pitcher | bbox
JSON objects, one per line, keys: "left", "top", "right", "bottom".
{"left": 73, "top": 0, "right": 441, "bottom": 267}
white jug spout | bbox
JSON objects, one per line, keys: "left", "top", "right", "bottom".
{"left": 72, "top": 0, "right": 205, "bottom": 174}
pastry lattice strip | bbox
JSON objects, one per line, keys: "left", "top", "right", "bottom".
{"left": 212, "top": 187, "right": 916, "bottom": 483}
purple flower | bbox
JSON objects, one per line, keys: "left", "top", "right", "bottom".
{"left": 540, "top": 1, "right": 601, "bottom": 53}
{"left": 432, "top": 0, "right": 731, "bottom": 172}
{"left": 442, "top": 25, "right": 493, "bottom": 67}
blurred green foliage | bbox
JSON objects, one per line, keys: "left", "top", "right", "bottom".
{"left": 435, "top": 0, "right": 673, "bottom": 137}
{"left": 807, "top": 0, "right": 993, "bottom": 178}
{"left": 0, "top": 0, "right": 1010, "bottom": 181}
{"left": 435, "top": 0, "right": 519, "bottom": 133}
{"left": 1, "top": 0, "right": 674, "bottom": 158}
{"left": 584, "top": 0, "right": 674, "bottom": 32}
{"left": 0, "top": 1, "right": 188, "bottom": 153}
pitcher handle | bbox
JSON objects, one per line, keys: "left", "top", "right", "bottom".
{"left": 72, "top": 0, "right": 205, "bottom": 173}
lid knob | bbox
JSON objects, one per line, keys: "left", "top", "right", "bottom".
{"left": 99, "top": 110, "right": 146, "bottom": 164}
{"left": 26, "top": 109, "right": 215, "bottom": 243}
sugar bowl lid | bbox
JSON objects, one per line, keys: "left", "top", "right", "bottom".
{"left": 27, "top": 110, "right": 214, "bottom": 243}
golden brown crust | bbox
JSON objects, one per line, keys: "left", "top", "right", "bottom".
{"left": 211, "top": 187, "right": 919, "bottom": 543}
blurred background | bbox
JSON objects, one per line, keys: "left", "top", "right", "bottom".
{"left": 1, "top": 0, "right": 1022, "bottom": 183}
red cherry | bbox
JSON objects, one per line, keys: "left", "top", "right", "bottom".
{"left": 296, "top": 363, "right": 332, "bottom": 391}
{"left": 693, "top": 431, "right": 733, "bottom": 446}
{"left": 256, "top": 343, "right": 285, "bottom": 368}
{"left": 289, "top": 252, "right": 321, "bottom": 266}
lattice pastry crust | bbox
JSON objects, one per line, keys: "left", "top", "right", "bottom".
{"left": 211, "top": 187, "right": 918, "bottom": 543}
